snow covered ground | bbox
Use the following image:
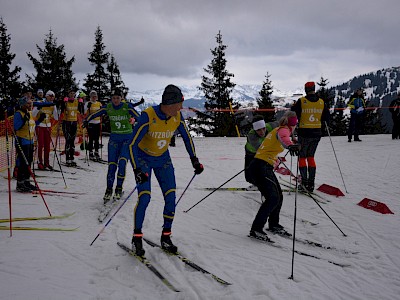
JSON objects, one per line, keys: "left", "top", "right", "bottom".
{"left": 1, "top": 134, "right": 399, "bottom": 300}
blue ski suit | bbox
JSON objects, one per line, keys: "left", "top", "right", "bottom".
{"left": 129, "top": 105, "right": 197, "bottom": 231}
{"left": 86, "top": 102, "right": 139, "bottom": 189}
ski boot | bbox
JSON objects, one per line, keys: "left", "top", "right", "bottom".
{"left": 89, "top": 151, "right": 95, "bottom": 161}
{"left": 161, "top": 229, "right": 178, "bottom": 253}
{"left": 268, "top": 224, "right": 292, "bottom": 237}
{"left": 306, "top": 182, "right": 315, "bottom": 193}
{"left": 94, "top": 152, "right": 100, "bottom": 162}
{"left": 16, "top": 181, "right": 31, "bottom": 193}
{"left": 113, "top": 187, "right": 123, "bottom": 201}
{"left": 103, "top": 188, "right": 113, "bottom": 204}
{"left": 132, "top": 230, "right": 145, "bottom": 257}
{"left": 45, "top": 164, "right": 54, "bottom": 171}
{"left": 249, "top": 228, "right": 273, "bottom": 242}
{"left": 298, "top": 179, "right": 308, "bottom": 192}
{"left": 25, "top": 180, "right": 38, "bottom": 191}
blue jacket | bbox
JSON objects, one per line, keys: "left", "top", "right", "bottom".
{"left": 348, "top": 97, "right": 366, "bottom": 115}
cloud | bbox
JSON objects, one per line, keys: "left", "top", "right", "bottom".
{"left": 1, "top": 0, "right": 400, "bottom": 92}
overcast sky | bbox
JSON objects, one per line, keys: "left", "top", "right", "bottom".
{"left": 1, "top": 0, "right": 399, "bottom": 93}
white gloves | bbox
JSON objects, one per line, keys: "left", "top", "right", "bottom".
{"left": 356, "top": 107, "right": 364, "bottom": 112}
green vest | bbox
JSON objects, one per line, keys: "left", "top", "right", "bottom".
{"left": 106, "top": 103, "right": 132, "bottom": 134}
{"left": 245, "top": 129, "right": 265, "bottom": 154}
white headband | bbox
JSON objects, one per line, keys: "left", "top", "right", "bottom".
{"left": 253, "top": 120, "right": 266, "bottom": 131}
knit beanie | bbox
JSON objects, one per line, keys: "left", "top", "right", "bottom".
{"left": 18, "top": 96, "right": 29, "bottom": 106}
{"left": 288, "top": 116, "right": 298, "bottom": 126}
{"left": 162, "top": 85, "right": 184, "bottom": 105}
{"left": 45, "top": 90, "right": 55, "bottom": 97}
{"left": 89, "top": 90, "right": 98, "bottom": 97}
{"left": 305, "top": 82, "right": 315, "bottom": 94}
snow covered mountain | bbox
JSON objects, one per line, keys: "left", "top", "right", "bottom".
{"left": 127, "top": 66, "right": 400, "bottom": 110}
{"left": 127, "top": 84, "right": 304, "bottom": 110}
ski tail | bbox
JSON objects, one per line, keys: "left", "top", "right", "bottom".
{"left": 117, "top": 242, "right": 180, "bottom": 292}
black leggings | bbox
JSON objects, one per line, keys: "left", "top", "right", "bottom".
{"left": 87, "top": 123, "right": 101, "bottom": 152}
{"left": 248, "top": 158, "right": 283, "bottom": 230}
{"left": 62, "top": 121, "right": 77, "bottom": 160}
{"left": 16, "top": 139, "right": 33, "bottom": 181}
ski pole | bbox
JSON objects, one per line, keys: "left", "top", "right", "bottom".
{"left": 9, "top": 121, "right": 52, "bottom": 216}
{"left": 324, "top": 121, "right": 348, "bottom": 193}
{"left": 4, "top": 112, "right": 13, "bottom": 236}
{"left": 90, "top": 185, "right": 138, "bottom": 246}
{"left": 289, "top": 154, "right": 293, "bottom": 195}
{"left": 52, "top": 116, "right": 61, "bottom": 168}
{"left": 280, "top": 160, "right": 346, "bottom": 237}
{"left": 83, "top": 127, "right": 89, "bottom": 166}
{"left": 99, "top": 117, "right": 103, "bottom": 160}
{"left": 183, "top": 169, "right": 244, "bottom": 213}
{"left": 289, "top": 156, "right": 299, "bottom": 280}
{"left": 45, "top": 123, "right": 68, "bottom": 188}
{"left": 176, "top": 173, "right": 197, "bottom": 207}
{"left": 31, "top": 128, "right": 37, "bottom": 173}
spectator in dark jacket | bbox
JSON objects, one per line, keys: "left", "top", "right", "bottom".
{"left": 347, "top": 88, "right": 366, "bottom": 142}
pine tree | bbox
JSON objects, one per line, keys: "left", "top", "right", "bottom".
{"left": 107, "top": 54, "right": 128, "bottom": 98}
{"left": 256, "top": 72, "right": 275, "bottom": 122}
{"left": 316, "top": 77, "right": 334, "bottom": 107}
{"left": 83, "top": 26, "right": 110, "bottom": 99}
{"left": 0, "top": 17, "right": 22, "bottom": 105}
{"left": 191, "top": 31, "right": 237, "bottom": 137}
{"left": 329, "top": 96, "right": 349, "bottom": 136}
{"left": 363, "top": 97, "right": 386, "bottom": 134}
{"left": 316, "top": 77, "right": 335, "bottom": 136}
{"left": 26, "top": 29, "right": 76, "bottom": 98}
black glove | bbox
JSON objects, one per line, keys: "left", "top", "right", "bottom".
{"left": 288, "top": 144, "right": 301, "bottom": 156}
{"left": 191, "top": 156, "right": 204, "bottom": 175}
{"left": 134, "top": 168, "right": 148, "bottom": 184}
{"left": 82, "top": 120, "right": 88, "bottom": 129}
{"left": 37, "top": 112, "right": 46, "bottom": 123}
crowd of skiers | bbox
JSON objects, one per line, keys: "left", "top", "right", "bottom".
{"left": 6, "top": 82, "right": 400, "bottom": 255}
{"left": 9, "top": 84, "right": 204, "bottom": 255}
